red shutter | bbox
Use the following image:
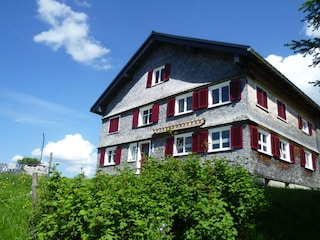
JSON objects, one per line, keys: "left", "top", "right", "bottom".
{"left": 165, "top": 137, "right": 174, "bottom": 156}
{"left": 300, "top": 148, "right": 306, "bottom": 167}
{"left": 230, "top": 79, "right": 241, "bottom": 101}
{"left": 250, "top": 125, "right": 259, "bottom": 150}
{"left": 192, "top": 132, "right": 199, "bottom": 152}
{"left": 167, "top": 98, "right": 175, "bottom": 117}
{"left": 298, "top": 115, "right": 302, "bottom": 129}
{"left": 132, "top": 109, "right": 139, "bottom": 129}
{"left": 257, "top": 87, "right": 268, "bottom": 109}
{"left": 308, "top": 122, "right": 312, "bottom": 135}
{"left": 151, "top": 104, "right": 160, "bottom": 123}
{"left": 146, "top": 70, "right": 153, "bottom": 88}
{"left": 164, "top": 63, "right": 171, "bottom": 81}
{"left": 312, "top": 153, "right": 317, "bottom": 171}
{"left": 231, "top": 125, "right": 243, "bottom": 149}
{"left": 198, "top": 130, "right": 208, "bottom": 153}
{"left": 263, "top": 90, "right": 268, "bottom": 109}
{"left": 198, "top": 88, "right": 208, "bottom": 109}
{"left": 271, "top": 134, "right": 280, "bottom": 158}
{"left": 192, "top": 91, "right": 199, "bottom": 110}
{"left": 256, "top": 87, "right": 262, "bottom": 106}
{"left": 109, "top": 117, "right": 119, "bottom": 133}
{"left": 289, "top": 144, "right": 295, "bottom": 163}
{"left": 115, "top": 147, "right": 122, "bottom": 165}
{"left": 277, "top": 100, "right": 286, "bottom": 120}
{"left": 99, "top": 148, "right": 106, "bottom": 167}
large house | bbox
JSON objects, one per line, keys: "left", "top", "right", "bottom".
{"left": 91, "top": 32, "right": 320, "bottom": 189}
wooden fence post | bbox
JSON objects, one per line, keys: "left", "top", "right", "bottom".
{"left": 32, "top": 173, "right": 38, "bottom": 208}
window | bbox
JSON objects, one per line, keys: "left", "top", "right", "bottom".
{"left": 250, "top": 126, "right": 271, "bottom": 155}
{"left": 208, "top": 82, "right": 230, "bottom": 107}
{"left": 279, "top": 139, "right": 290, "bottom": 162}
{"left": 104, "top": 147, "right": 122, "bottom": 166}
{"left": 132, "top": 104, "right": 159, "bottom": 128}
{"left": 146, "top": 63, "right": 171, "bottom": 88}
{"left": 298, "top": 115, "right": 312, "bottom": 135}
{"left": 176, "top": 93, "right": 193, "bottom": 115}
{"left": 256, "top": 86, "right": 268, "bottom": 110}
{"left": 128, "top": 143, "right": 138, "bottom": 162}
{"left": 277, "top": 100, "right": 286, "bottom": 120}
{"left": 108, "top": 116, "right": 120, "bottom": 134}
{"left": 300, "top": 148, "right": 316, "bottom": 171}
{"left": 174, "top": 133, "right": 192, "bottom": 155}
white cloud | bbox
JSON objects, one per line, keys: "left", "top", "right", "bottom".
{"left": 32, "top": 133, "right": 97, "bottom": 177}
{"left": 74, "top": 0, "right": 91, "bottom": 8}
{"left": 265, "top": 53, "right": 320, "bottom": 106}
{"left": 34, "top": 0, "right": 110, "bottom": 70}
{"left": 11, "top": 155, "right": 24, "bottom": 162}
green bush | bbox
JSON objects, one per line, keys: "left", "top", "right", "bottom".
{"left": 30, "top": 156, "right": 267, "bottom": 239}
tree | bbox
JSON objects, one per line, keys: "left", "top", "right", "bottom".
{"left": 286, "top": 0, "right": 320, "bottom": 69}
{"left": 30, "top": 155, "right": 267, "bottom": 239}
{"left": 17, "top": 157, "right": 41, "bottom": 165}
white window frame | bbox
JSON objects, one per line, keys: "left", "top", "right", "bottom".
{"left": 152, "top": 65, "right": 166, "bottom": 86}
{"left": 127, "top": 143, "right": 138, "bottom": 163}
{"left": 175, "top": 93, "right": 193, "bottom": 115}
{"left": 279, "top": 139, "right": 290, "bottom": 162}
{"left": 105, "top": 147, "right": 116, "bottom": 166}
{"left": 258, "top": 129, "right": 271, "bottom": 155}
{"left": 208, "top": 126, "right": 231, "bottom": 152}
{"left": 305, "top": 150, "right": 314, "bottom": 170}
{"left": 139, "top": 105, "right": 153, "bottom": 126}
{"left": 208, "top": 81, "right": 231, "bottom": 107}
{"left": 301, "top": 118, "right": 309, "bottom": 134}
{"left": 174, "top": 133, "right": 193, "bottom": 156}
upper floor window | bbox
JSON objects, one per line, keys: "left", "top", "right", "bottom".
{"left": 277, "top": 100, "right": 286, "bottom": 121}
{"left": 132, "top": 104, "right": 159, "bottom": 128}
{"left": 208, "top": 82, "right": 230, "bottom": 107}
{"left": 256, "top": 86, "right": 268, "bottom": 110}
{"left": 146, "top": 63, "right": 171, "bottom": 88}
{"left": 298, "top": 115, "right": 312, "bottom": 135}
{"left": 176, "top": 93, "right": 193, "bottom": 115}
{"left": 108, "top": 116, "right": 120, "bottom": 134}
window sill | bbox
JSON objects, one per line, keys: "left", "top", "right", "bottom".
{"left": 257, "top": 150, "right": 272, "bottom": 157}
{"left": 305, "top": 166, "right": 315, "bottom": 171}
{"left": 277, "top": 116, "right": 287, "bottom": 123}
{"left": 208, "top": 101, "right": 231, "bottom": 109}
{"left": 104, "top": 163, "right": 115, "bottom": 167}
{"left": 208, "top": 148, "right": 231, "bottom": 153}
{"left": 256, "top": 104, "right": 269, "bottom": 113}
{"left": 108, "top": 131, "right": 119, "bottom": 135}
{"left": 279, "top": 158, "right": 292, "bottom": 163}
{"left": 127, "top": 160, "right": 136, "bottom": 163}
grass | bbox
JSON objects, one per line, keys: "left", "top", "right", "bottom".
{"left": 1, "top": 173, "right": 320, "bottom": 239}
{"left": 0, "top": 173, "right": 32, "bottom": 240}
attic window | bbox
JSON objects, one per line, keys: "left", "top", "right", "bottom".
{"left": 146, "top": 63, "right": 171, "bottom": 88}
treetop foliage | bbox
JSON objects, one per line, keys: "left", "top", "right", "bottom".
{"left": 30, "top": 156, "right": 267, "bottom": 240}
{"left": 17, "top": 157, "right": 41, "bottom": 165}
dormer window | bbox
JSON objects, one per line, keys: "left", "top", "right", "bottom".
{"left": 146, "top": 63, "right": 171, "bottom": 88}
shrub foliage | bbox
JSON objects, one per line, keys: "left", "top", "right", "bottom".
{"left": 30, "top": 156, "right": 266, "bottom": 239}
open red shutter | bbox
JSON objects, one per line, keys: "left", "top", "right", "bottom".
{"left": 250, "top": 125, "right": 259, "bottom": 150}
{"left": 300, "top": 148, "right": 306, "bottom": 167}
{"left": 167, "top": 98, "right": 175, "bottom": 117}
{"left": 198, "top": 130, "right": 208, "bottom": 153}
{"left": 312, "top": 153, "right": 317, "bottom": 171}
{"left": 230, "top": 79, "right": 241, "bottom": 101}
{"left": 192, "top": 91, "right": 199, "bottom": 110}
{"left": 289, "top": 144, "right": 295, "bottom": 163}
{"left": 146, "top": 70, "right": 153, "bottom": 88}
{"left": 256, "top": 87, "right": 262, "bottom": 106}
{"left": 99, "top": 148, "right": 106, "bottom": 167}
{"left": 298, "top": 115, "right": 302, "bottom": 129}
{"left": 115, "top": 147, "right": 122, "bottom": 165}
{"left": 192, "top": 132, "right": 199, "bottom": 153}
{"left": 198, "top": 88, "right": 208, "bottom": 109}
{"left": 164, "top": 63, "right": 171, "bottom": 81}
{"left": 165, "top": 137, "right": 174, "bottom": 156}
{"left": 263, "top": 90, "right": 268, "bottom": 109}
{"left": 151, "top": 104, "right": 160, "bottom": 123}
{"left": 308, "top": 122, "right": 312, "bottom": 135}
{"left": 132, "top": 109, "right": 139, "bottom": 129}
{"left": 231, "top": 125, "right": 243, "bottom": 149}
{"left": 271, "top": 134, "right": 280, "bottom": 158}
{"left": 277, "top": 100, "right": 286, "bottom": 120}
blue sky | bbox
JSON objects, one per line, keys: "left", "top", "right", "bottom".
{"left": 1, "top": 0, "right": 320, "bottom": 177}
